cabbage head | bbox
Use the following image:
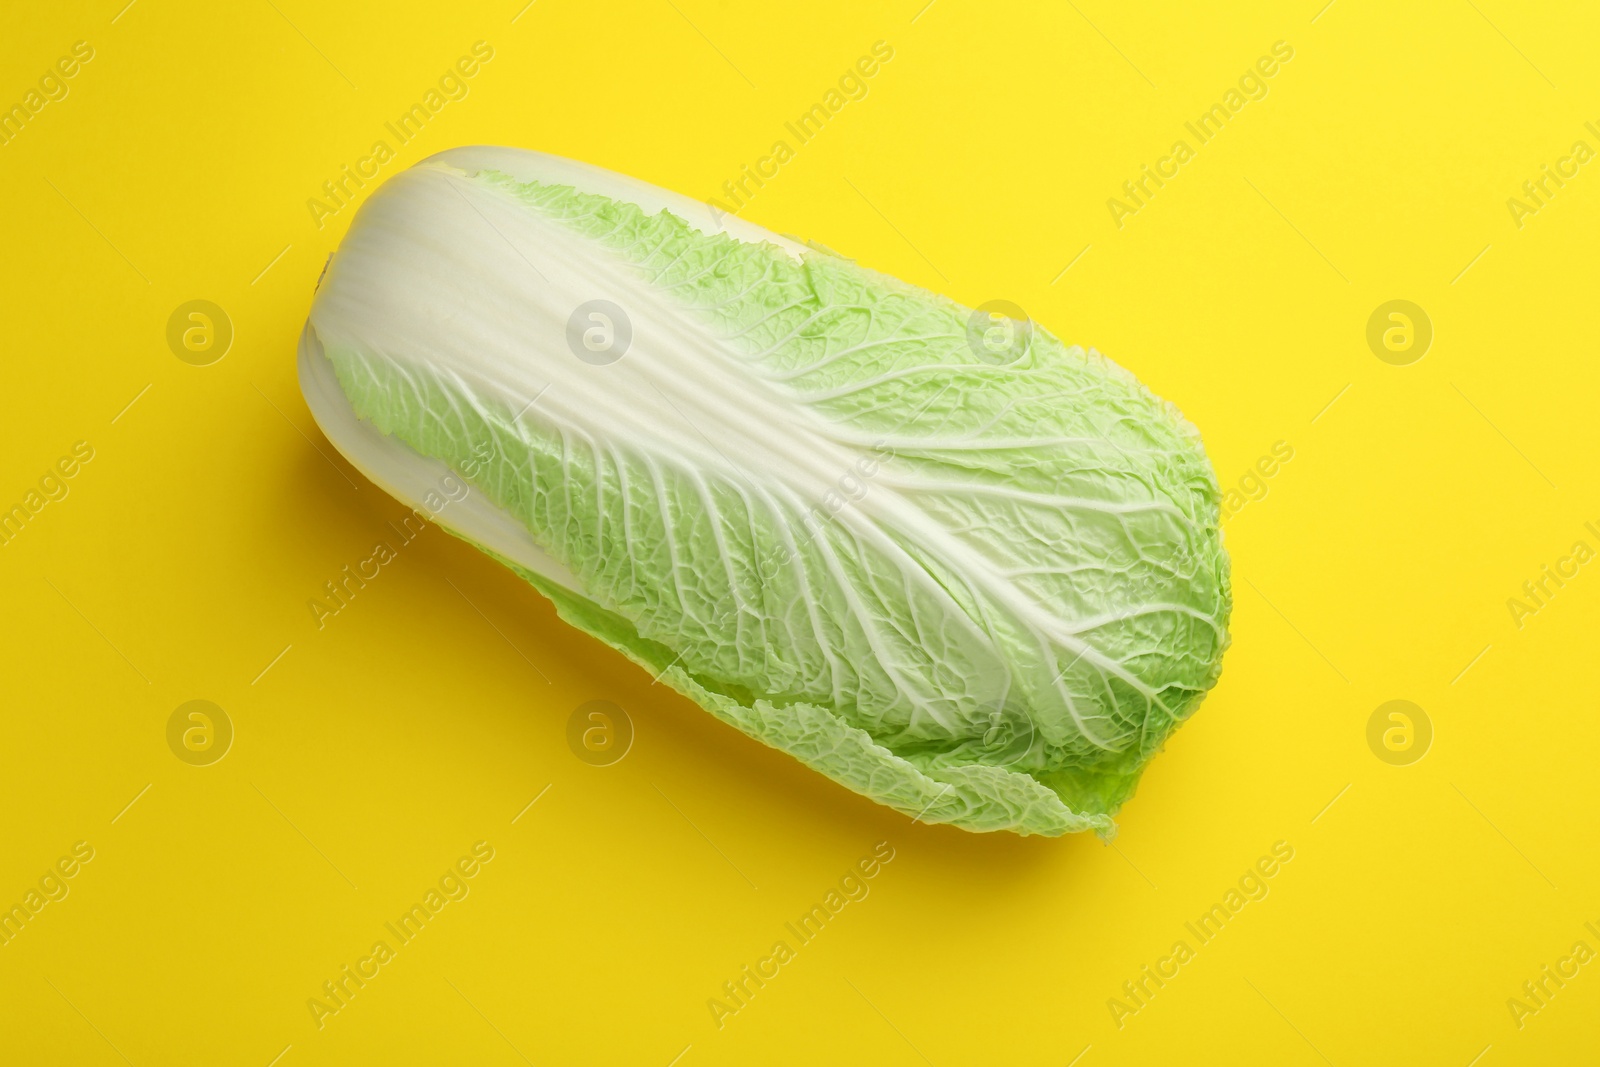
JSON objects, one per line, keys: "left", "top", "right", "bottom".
{"left": 299, "top": 147, "right": 1231, "bottom": 837}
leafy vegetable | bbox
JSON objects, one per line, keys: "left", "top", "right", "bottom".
{"left": 299, "top": 147, "right": 1231, "bottom": 836}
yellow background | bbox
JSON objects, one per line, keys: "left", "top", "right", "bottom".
{"left": 3, "top": 0, "right": 1598, "bottom": 1063}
